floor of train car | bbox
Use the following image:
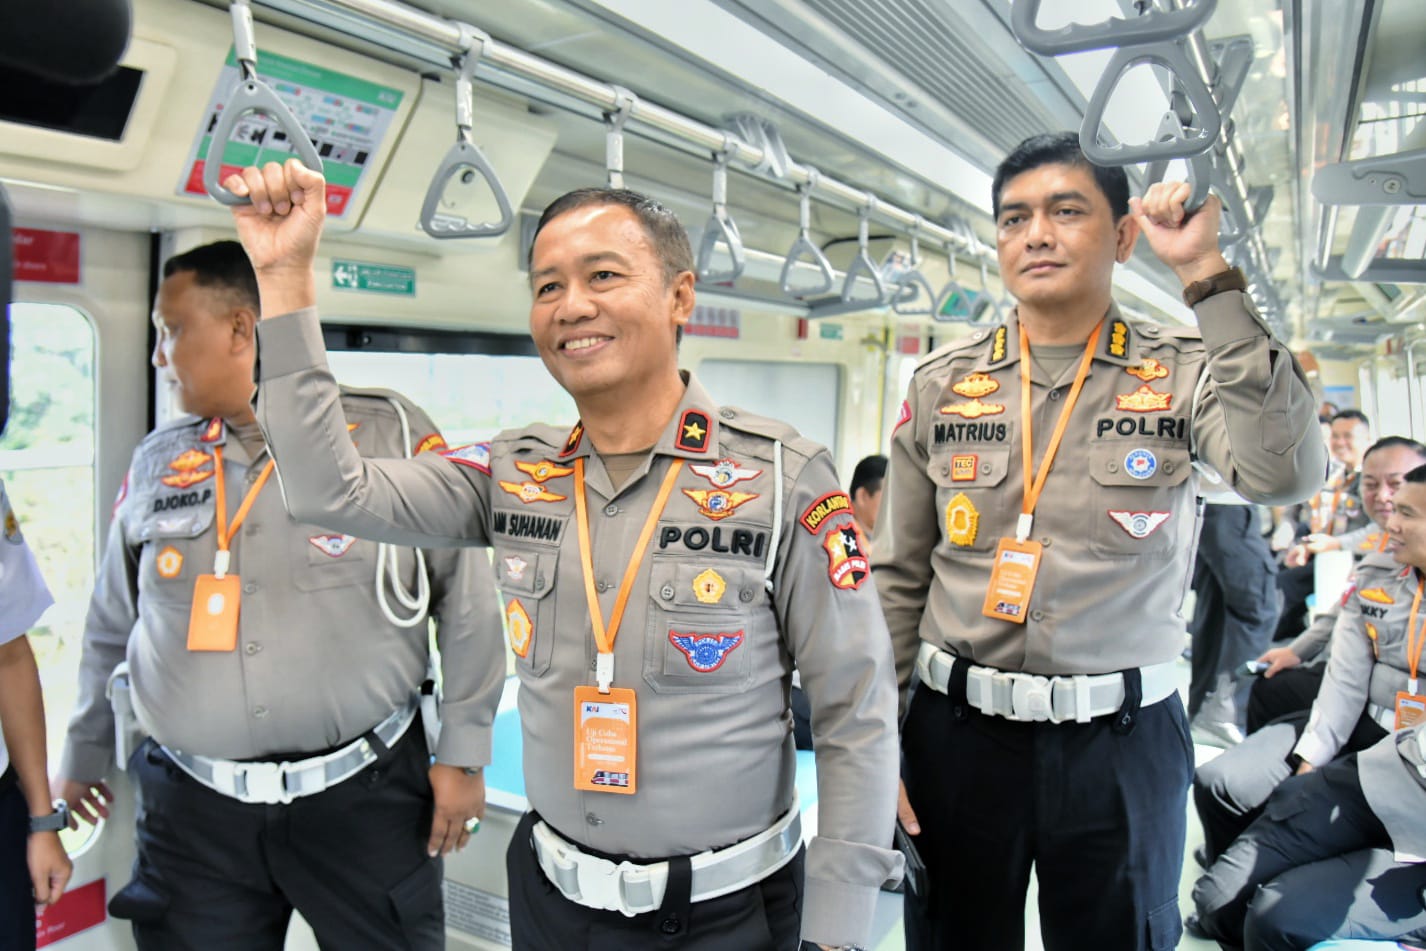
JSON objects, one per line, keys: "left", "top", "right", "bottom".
{"left": 861, "top": 652, "right": 1219, "bottom": 951}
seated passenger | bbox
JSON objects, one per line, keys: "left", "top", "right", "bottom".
{"left": 1248, "top": 437, "right": 1426, "bottom": 732}
{"left": 1194, "top": 460, "right": 1426, "bottom": 867}
{"left": 53, "top": 241, "right": 504, "bottom": 950}
{"left": 1193, "top": 723, "right": 1426, "bottom": 950}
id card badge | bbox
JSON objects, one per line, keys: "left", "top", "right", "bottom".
{"left": 187, "top": 573, "right": 241, "bottom": 652}
{"left": 1394, "top": 691, "right": 1426, "bottom": 730}
{"left": 981, "top": 537, "right": 1043, "bottom": 624}
{"left": 573, "top": 685, "right": 638, "bottom": 795}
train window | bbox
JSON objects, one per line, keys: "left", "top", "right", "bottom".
{"left": 695, "top": 359, "right": 841, "bottom": 457}
{"left": 0, "top": 302, "right": 97, "bottom": 766}
{"left": 325, "top": 349, "right": 577, "bottom": 444}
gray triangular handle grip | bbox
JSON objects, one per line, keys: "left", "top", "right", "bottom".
{"left": 1012, "top": 0, "right": 1217, "bottom": 55}
{"left": 892, "top": 271, "right": 937, "bottom": 316}
{"left": 203, "top": 78, "right": 325, "bottom": 206}
{"left": 1144, "top": 112, "right": 1214, "bottom": 211}
{"left": 419, "top": 139, "right": 514, "bottom": 239}
{"left": 697, "top": 214, "right": 745, "bottom": 284}
{"left": 932, "top": 279, "right": 972, "bottom": 322}
{"left": 779, "top": 234, "right": 835, "bottom": 297}
{"left": 841, "top": 250, "right": 887, "bottom": 305}
{"left": 1081, "top": 43, "right": 1221, "bottom": 165}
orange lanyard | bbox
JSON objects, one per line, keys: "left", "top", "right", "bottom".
{"left": 574, "top": 456, "right": 684, "bottom": 692}
{"left": 1313, "top": 487, "right": 1345, "bottom": 533}
{"left": 211, "top": 445, "right": 275, "bottom": 578}
{"left": 1016, "top": 319, "right": 1104, "bottom": 541}
{"left": 1376, "top": 530, "right": 1390, "bottom": 553}
{"left": 1407, "top": 577, "right": 1425, "bottom": 693}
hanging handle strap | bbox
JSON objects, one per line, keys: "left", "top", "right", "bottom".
{"left": 840, "top": 195, "right": 887, "bottom": 306}
{"left": 604, "top": 85, "right": 637, "bottom": 189}
{"left": 204, "top": 0, "right": 325, "bottom": 206}
{"left": 696, "top": 136, "right": 746, "bottom": 283}
{"left": 892, "top": 216, "right": 935, "bottom": 316}
{"left": 1011, "top": 0, "right": 1217, "bottom": 56}
{"left": 780, "top": 169, "right": 835, "bottom": 297}
{"left": 419, "top": 28, "right": 515, "bottom": 240}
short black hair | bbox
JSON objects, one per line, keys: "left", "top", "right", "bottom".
{"left": 527, "top": 187, "right": 694, "bottom": 287}
{"left": 163, "top": 240, "right": 259, "bottom": 311}
{"left": 992, "top": 131, "right": 1130, "bottom": 222}
{"left": 1404, "top": 463, "right": 1426, "bottom": 485}
{"left": 850, "top": 454, "right": 888, "bottom": 498}
{"left": 1331, "top": 408, "right": 1370, "bottom": 429}
{"left": 1363, "top": 436, "right": 1426, "bottom": 465}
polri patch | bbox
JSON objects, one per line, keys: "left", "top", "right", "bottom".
{"left": 669, "top": 630, "right": 745, "bottom": 672}
{"left": 441, "top": 442, "right": 491, "bottom": 474}
{"left": 800, "top": 492, "right": 852, "bottom": 534}
{"left": 683, "top": 488, "right": 757, "bottom": 521}
{"left": 689, "top": 458, "right": 761, "bottom": 489}
{"left": 515, "top": 459, "right": 575, "bottom": 483}
{"left": 951, "top": 454, "right": 978, "bottom": 482}
{"left": 309, "top": 533, "right": 357, "bottom": 558}
{"left": 506, "top": 599, "right": 532, "bottom": 658}
{"left": 1107, "top": 510, "right": 1170, "bottom": 539}
{"left": 822, "top": 520, "right": 870, "bottom": 590}
{"left": 1115, "top": 385, "right": 1172, "bottom": 413}
{"left": 676, "top": 410, "right": 711, "bottom": 453}
{"left": 499, "top": 481, "right": 568, "bottom": 504}
{"left": 939, "top": 399, "right": 1005, "bottom": 419}
{"left": 1124, "top": 448, "right": 1157, "bottom": 480}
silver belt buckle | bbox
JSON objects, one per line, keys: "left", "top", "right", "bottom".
{"left": 1011, "top": 675, "right": 1053, "bottom": 722}
{"left": 240, "top": 761, "right": 292, "bottom": 805}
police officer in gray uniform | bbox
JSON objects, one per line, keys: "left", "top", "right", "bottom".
{"left": 222, "top": 160, "right": 901, "bottom": 951}
{"left": 874, "top": 133, "right": 1324, "bottom": 951}
{"left": 54, "top": 241, "right": 504, "bottom": 950}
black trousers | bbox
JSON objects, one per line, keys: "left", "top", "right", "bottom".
{"left": 114, "top": 727, "right": 443, "bottom": 951}
{"left": 505, "top": 810, "right": 804, "bottom": 951}
{"left": 900, "top": 683, "right": 1194, "bottom": 951}
{"left": 0, "top": 769, "right": 35, "bottom": 951}
{"left": 1193, "top": 710, "right": 1388, "bottom": 861}
{"left": 1272, "top": 563, "right": 1315, "bottom": 642}
{"left": 1194, "top": 754, "right": 1426, "bottom": 950}
{"left": 1188, "top": 505, "right": 1279, "bottom": 725}
{"left": 1246, "top": 665, "right": 1324, "bottom": 734}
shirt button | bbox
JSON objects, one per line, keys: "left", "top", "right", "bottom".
{"left": 586, "top": 813, "right": 603, "bottom": 826}
{"left": 1041, "top": 538, "right": 1052, "bottom": 548}
{"left": 244, "top": 642, "right": 261, "bottom": 655}
{"left": 1049, "top": 390, "right": 1061, "bottom": 401}
{"left": 720, "top": 409, "right": 735, "bottom": 419}
{"left": 660, "top": 584, "right": 675, "bottom": 600}
{"left": 597, "top": 580, "right": 610, "bottom": 593}
{"left": 1107, "top": 462, "right": 1119, "bottom": 473}
{"left": 980, "top": 463, "right": 992, "bottom": 475}
{"left": 1163, "top": 462, "right": 1175, "bottom": 474}
{"left": 535, "top": 575, "right": 546, "bottom": 591}
{"left": 253, "top": 706, "right": 268, "bottom": 718}
{"left": 243, "top": 582, "right": 258, "bottom": 594}
{"left": 1030, "top": 610, "right": 1044, "bottom": 622}
{"left": 739, "top": 589, "right": 754, "bottom": 603}
{"left": 941, "top": 465, "right": 950, "bottom": 476}
{"left": 246, "top": 524, "right": 259, "bottom": 535}
{"left": 603, "top": 503, "right": 618, "bottom": 517}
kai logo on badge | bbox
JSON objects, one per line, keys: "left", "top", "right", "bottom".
{"left": 822, "top": 520, "right": 870, "bottom": 590}
{"left": 441, "top": 442, "right": 491, "bottom": 474}
{"left": 1126, "top": 358, "right": 1169, "bottom": 382}
{"left": 309, "top": 534, "right": 357, "bottom": 558}
{"left": 939, "top": 399, "right": 1006, "bottom": 419}
{"left": 1124, "top": 448, "right": 1157, "bottom": 480}
{"left": 506, "top": 598, "right": 532, "bottom": 657}
{"left": 1115, "top": 385, "right": 1172, "bottom": 413}
{"left": 692, "top": 568, "right": 726, "bottom": 604}
{"left": 1107, "top": 511, "right": 1170, "bottom": 539}
{"left": 499, "top": 481, "right": 568, "bottom": 504}
{"left": 515, "top": 459, "right": 575, "bottom": 483}
{"left": 945, "top": 492, "right": 979, "bottom": 547}
{"left": 155, "top": 546, "right": 183, "bottom": 578}
{"left": 689, "top": 458, "right": 761, "bottom": 489}
{"left": 683, "top": 488, "right": 758, "bottom": 521}
{"left": 952, "top": 372, "right": 1000, "bottom": 399}
{"left": 669, "top": 630, "right": 745, "bottom": 672}
{"left": 951, "top": 454, "right": 978, "bottom": 482}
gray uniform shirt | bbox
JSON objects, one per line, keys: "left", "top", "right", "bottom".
{"left": 252, "top": 308, "right": 902, "bottom": 948}
{"left": 60, "top": 390, "right": 504, "bottom": 780}
{"left": 1285, "top": 547, "right": 1396, "bottom": 662}
{"left": 874, "top": 293, "right": 1324, "bottom": 689}
{"left": 1358, "top": 723, "right": 1426, "bottom": 863}
{"left": 1295, "top": 556, "right": 1423, "bottom": 766}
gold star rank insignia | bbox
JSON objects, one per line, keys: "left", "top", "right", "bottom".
{"left": 675, "top": 410, "right": 712, "bottom": 453}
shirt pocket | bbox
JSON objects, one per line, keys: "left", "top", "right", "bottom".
{"left": 494, "top": 546, "right": 558, "bottom": 677}
{"left": 642, "top": 559, "right": 760, "bottom": 694}
{"left": 133, "top": 506, "right": 216, "bottom": 603}
{"left": 1087, "top": 444, "right": 1191, "bottom": 556}
{"left": 927, "top": 448, "right": 1011, "bottom": 554}
{"left": 292, "top": 523, "right": 376, "bottom": 591}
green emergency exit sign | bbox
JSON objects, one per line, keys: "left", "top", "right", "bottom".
{"left": 332, "top": 260, "right": 416, "bottom": 296}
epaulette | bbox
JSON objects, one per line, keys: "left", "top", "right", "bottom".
{"left": 716, "top": 406, "right": 821, "bottom": 462}
{"left": 1141, "top": 321, "right": 1206, "bottom": 348}
{"left": 915, "top": 324, "right": 998, "bottom": 372}
{"left": 497, "top": 422, "right": 570, "bottom": 451}
{"left": 138, "top": 413, "right": 206, "bottom": 447}
{"left": 336, "top": 383, "right": 409, "bottom": 405}
{"left": 1357, "top": 550, "right": 1404, "bottom": 574}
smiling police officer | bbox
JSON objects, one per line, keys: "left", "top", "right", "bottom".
{"left": 221, "top": 160, "right": 901, "bottom": 951}
{"left": 874, "top": 132, "right": 1325, "bottom": 951}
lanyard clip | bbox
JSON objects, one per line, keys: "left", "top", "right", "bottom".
{"left": 595, "top": 652, "right": 614, "bottom": 694}
{"left": 1016, "top": 513, "right": 1034, "bottom": 544}
{"left": 213, "top": 550, "right": 232, "bottom": 579}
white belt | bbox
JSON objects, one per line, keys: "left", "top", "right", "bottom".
{"left": 1367, "top": 702, "right": 1398, "bottom": 732}
{"left": 531, "top": 807, "right": 802, "bottom": 917}
{"left": 160, "top": 694, "right": 419, "bottom": 805}
{"left": 916, "top": 642, "right": 1178, "bottom": 724}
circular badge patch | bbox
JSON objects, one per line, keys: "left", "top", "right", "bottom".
{"left": 1124, "top": 448, "right": 1158, "bottom": 480}
{"left": 156, "top": 546, "right": 184, "bottom": 579}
